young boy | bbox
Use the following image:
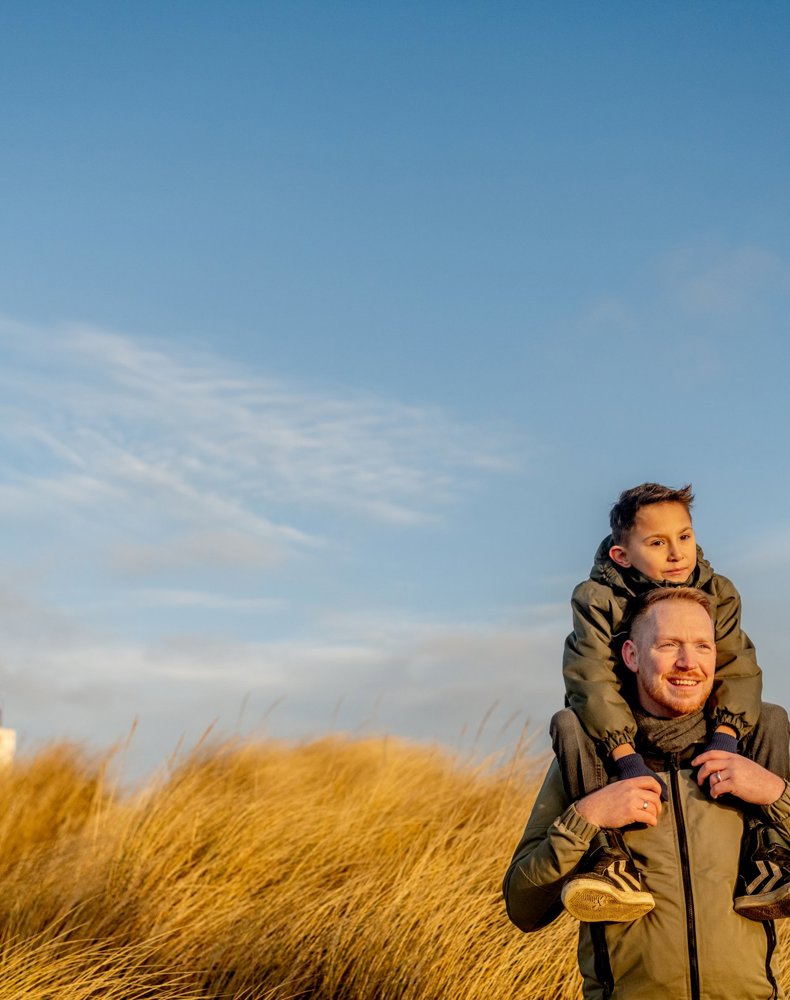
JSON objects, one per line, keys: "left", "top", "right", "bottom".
{"left": 556, "top": 482, "right": 790, "bottom": 922}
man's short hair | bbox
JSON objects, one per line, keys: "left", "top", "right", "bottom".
{"left": 609, "top": 482, "right": 695, "bottom": 545}
{"left": 628, "top": 587, "right": 713, "bottom": 641}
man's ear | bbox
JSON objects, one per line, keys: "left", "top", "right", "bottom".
{"left": 609, "top": 544, "right": 631, "bottom": 568}
{"left": 622, "top": 638, "right": 638, "bottom": 674}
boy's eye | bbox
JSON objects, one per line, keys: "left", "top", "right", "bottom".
{"left": 680, "top": 533, "right": 692, "bottom": 541}
{"left": 650, "top": 540, "right": 664, "bottom": 547}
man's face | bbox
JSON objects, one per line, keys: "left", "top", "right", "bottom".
{"left": 622, "top": 600, "right": 716, "bottom": 718}
{"left": 609, "top": 502, "right": 697, "bottom": 583}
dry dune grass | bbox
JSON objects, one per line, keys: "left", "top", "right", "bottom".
{"left": 0, "top": 733, "right": 786, "bottom": 999}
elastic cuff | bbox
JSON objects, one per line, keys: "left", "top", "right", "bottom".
{"left": 710, "top": 709, "right": 746, "bottom": 739}
{"left": 599, "top": 730, "right": 638, "bottom": 755}
{"left": 763, "top": 782, "right": 790, "bottom": 825}
{"left": 561, "top": 803, "right": 601, "bottom": 841}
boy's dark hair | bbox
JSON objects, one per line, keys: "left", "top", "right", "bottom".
{"left": 609, "top": 482, "right": 695, "bottom": 545}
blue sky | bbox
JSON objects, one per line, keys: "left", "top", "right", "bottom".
{"left": 1, "top": 2, "right": 790, "bottom": 773}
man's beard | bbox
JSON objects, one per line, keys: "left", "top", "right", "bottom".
{"left": 640, "top": 673, "right": 711, "bottom": 718}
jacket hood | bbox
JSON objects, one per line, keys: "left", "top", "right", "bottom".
{"left": 590, "top": 535, "right": 713, "bottom": 595}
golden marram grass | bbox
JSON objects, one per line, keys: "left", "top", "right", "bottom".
{"left": 0, "top": 733, "right": 785, "bottom": 998}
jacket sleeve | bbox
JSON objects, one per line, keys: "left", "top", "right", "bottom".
{"left": 762, "top": 782, "right": 790, "bottom": 835}
{"left": 708, "top": 574, "right": 762, "bottom": 738}
{"left": 502, "top": 760, "right": 600, "bottom": 932}
{"left": 563, "top": 580, "right": 639, "bottom": 753}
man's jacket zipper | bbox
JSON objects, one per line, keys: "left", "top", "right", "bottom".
{"left": 670, "top": 757, "right": 701, "bottom": 1000}
{"left": 763, "top": 919, "right": 779, "bottom": 998}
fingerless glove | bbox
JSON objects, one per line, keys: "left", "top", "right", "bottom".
{"left": 614, "top": 752, "right": 668, "bottom": 801}
{"left": 701, "top": 731, "right": 739, "bottom": 755}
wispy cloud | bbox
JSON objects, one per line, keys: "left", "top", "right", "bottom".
{"left": 571, "top": 241, "right": 790, "bottom": 388}
{"left": 580, "top": 242, "right": 790, "bottom": 334}
{"left": 0, "top": 318, "right": 528, "bottom": 767}
{"left": 0, "top": 320, "right": 519, "bottom": 564}
{"left": 128, "top": 589, "right": 285, "bottom": 611}
{"left": 107, "top": 531, "right": 286, "bottom": 578}
{"left": 0, "top": 579, "right": 564, "bottom": 771}
{"left": 662, "top": 244, "right": 790, "bottom": 315}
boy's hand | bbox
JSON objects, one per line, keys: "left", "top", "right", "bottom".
{"left": 614, "top": 752, "right": 668, "bottom": 801}
{"left": 576, "top": 776, "right": 663, "bottom": 829}
{"left": 692, "top": 750, "right": 786, "bottom": 805}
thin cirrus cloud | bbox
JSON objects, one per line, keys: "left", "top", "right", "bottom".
{"left": 569, "top": 241, "right": 790, "bottom": 387}
{"left": 129, "top": 590, "right": 286, "bottom": 611}
{"left": 0, "top": 319, "right": 520, "bottom": 563}
{"left": 108, "top": 531, "right": 287, "bottom": 579}
{"left": 0, "top": 317, "right": 530, "bottom": 768}
{"left": 662, "top": 244, "right": 790, "bottom": 315}
{"left": 579, "top": 242, "right": 790, "bottom": 333}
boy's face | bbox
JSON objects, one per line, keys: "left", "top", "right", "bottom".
{"left": 609, "top": 501, "right": 697, "bottom": 583}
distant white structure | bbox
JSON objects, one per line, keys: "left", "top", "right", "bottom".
{"left": 0, "top": 711, "right": 15, "bottom": 765}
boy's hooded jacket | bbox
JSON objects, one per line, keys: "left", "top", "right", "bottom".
{"left": 563, "top": 538, "right": 762, "bottom": 752}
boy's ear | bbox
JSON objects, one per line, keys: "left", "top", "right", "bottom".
{"left": 622, "top": 638, "right": 638, "bottom": 674}
{"left": 609, "top": 544, "right": 632, "bottom": 568}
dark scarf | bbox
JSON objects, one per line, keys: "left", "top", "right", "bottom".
{"left": 632, "top": 704, "right": 708, "bottom": 755}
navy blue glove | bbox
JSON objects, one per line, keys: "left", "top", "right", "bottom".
{"left": 614, "top": 751, "right": 668, "bottom": 801}
{"left": 701, "top": 731, "right": 739, "bottom": 756}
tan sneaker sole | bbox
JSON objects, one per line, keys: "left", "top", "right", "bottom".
{"left": 734, "top": 883, "right": 790, "bottom": 921}
{"left": 561, "top": 878, "right": 655, "bottom": 922}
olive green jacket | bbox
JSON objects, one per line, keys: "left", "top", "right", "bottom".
{"left": 563, "top": 539, "right": 762, "bottom": 752}
{"left": 503, "top": 750, "right": 788, "bottom": 999}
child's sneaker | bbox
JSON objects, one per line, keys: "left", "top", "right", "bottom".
{"left": 734, "top": 842, "right": 790, "bottom": 921}
{"left": 561, "top": 831, "right": 655, "bottom": 922}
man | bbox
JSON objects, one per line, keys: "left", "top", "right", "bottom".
{"left": 503, "top": 588, "right": 790, "bottom": 999}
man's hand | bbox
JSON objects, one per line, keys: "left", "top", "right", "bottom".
{"left": 575, "top": 776, "right": 663, "bottom": 829}
{"left": 692, "top": 749, "right": 786, "bottom": 805}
